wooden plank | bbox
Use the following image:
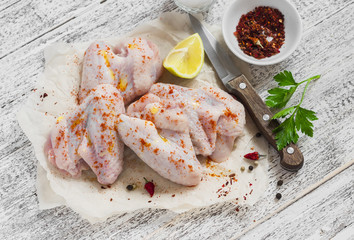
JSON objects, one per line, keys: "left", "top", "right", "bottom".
{"left": 0, "top": 0, "right": 353, "bottom": 239}
{"left": 0, "top": 0, "right": 21, "bottom": 12}
{"left": 293, "top": 0, "right": 353, "bottom": 30}
{"left": 332, "top": 223, "right": 354, "bottom": 240}
{"left": 0, "top": 0, "right": 99, "bottom": 58}
{"left": 239, "top": 164, "right": 354, "bottom": 240}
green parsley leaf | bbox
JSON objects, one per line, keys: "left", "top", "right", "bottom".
{"left": 274, "top": 117, "right": 299, "bottom": 150}
{"left": 267, "top": 71, "right": 320, "bottom": 150}
{"left": 272, "top": 106, "right": 295, "bottom": 119}
{"left": 295, "top": 107, "right": 318, "bottom": 137}
{"left": 273, "top": 70, "right": 296, "bottom": 86}
{"left": 265, "top": 86, "right": 297, "bottom": 108}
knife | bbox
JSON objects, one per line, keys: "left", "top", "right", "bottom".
{"left": 189, "top": 14, "right": 304, "bottom": 171}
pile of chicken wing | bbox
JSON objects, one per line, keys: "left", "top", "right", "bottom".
{"left": 47, "top": 38, "right": 245, "bottom": 186}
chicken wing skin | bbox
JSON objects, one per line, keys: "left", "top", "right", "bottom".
{"left": 128, "top": 83, "right": 246, "bottom": 162}
{"left": 79, "top": 38, "right": 163, "bottom": 105}
{"left": 46, "top": 118, "right": 89, "bottom": 177}
{"left": 47, "top": 84, "right": 125, "bottom": 185}
{"left": 117, "top": 114, "right": 202, "bottom": 186}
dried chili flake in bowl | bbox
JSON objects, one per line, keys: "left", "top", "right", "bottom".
{"left": 234, "top": 6, "right": 285, "bottom": 59}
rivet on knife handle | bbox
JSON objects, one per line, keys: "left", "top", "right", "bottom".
{"left": 226, "top": 75, "right": 304, "bottom": 171}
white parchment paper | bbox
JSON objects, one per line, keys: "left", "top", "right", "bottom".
{"left": 17, "top": 12, "right": 269, "bottom": 223}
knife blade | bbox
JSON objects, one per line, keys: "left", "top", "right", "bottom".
{"left": 189, "top": 14, "right": 304, "bottom": 171}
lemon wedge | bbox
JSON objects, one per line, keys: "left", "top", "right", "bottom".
{"left": 163, "top": 33, "right": 204, "bottom": 79}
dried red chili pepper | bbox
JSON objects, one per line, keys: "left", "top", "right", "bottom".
{"left": 143, "top": 177, "right": 155, "bottom": 197}
{"left": 234, "top": 6, "right": 285, "bottom": 59}
{"left": 244, "top": 151, "right": 266, "bottom": 160}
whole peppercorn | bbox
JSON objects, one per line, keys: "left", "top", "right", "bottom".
{"left": 126, "top": 184, "right": 136, "bottom": 191}
{"left": 254, "top": 161, "right": 259, "bottom": 167}
{"left": 248, "top": 165, "right": 254, "bottom": 171}
{"left": 240, "top": 166, "right": 245, "bottom": 172}
{"left": 277, "top": 180, "right": 283, "bottom": 186}
{"left": 276, "top": 193, "right": 282, "bottom": 200}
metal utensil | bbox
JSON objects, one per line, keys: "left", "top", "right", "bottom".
{"left": 189, "top": 14, "right": 304, "bottom": 171}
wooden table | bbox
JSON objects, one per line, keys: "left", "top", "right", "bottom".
{"left": 1, "top": 0, "right": 353, "bottom": 239}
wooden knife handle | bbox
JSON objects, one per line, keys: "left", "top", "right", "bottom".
{"left": 226, "top": 75, "right": 304, "bottom": 171}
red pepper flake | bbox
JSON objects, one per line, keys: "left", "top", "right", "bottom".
{"left": 249, "top": 183, "right": 253, "bottom": 187}
{"left": 243, "top": 196, "right": 247, "bottom": 200}
{"left": 110, "top": 198, "right": 113, "bottom": 202}
{"left": 101, "top": 186, "right": 106, "bottom": 189}
{"left": 250, "top": 189, "right": 253, "bottom": 195}
{"left": 172, "top": 194, "right": 175, "bottom": 197}
{"left": 234, "top": 6, "right": 285, "bottom": 59}
{"left": 144, "top": 177, "right": 155, "bottom": 197}
{"left": 244, "top": 151, "right": 266, "bottom": 160}
{"left": 235, "top": 207, "right": 240, "bottom": 212}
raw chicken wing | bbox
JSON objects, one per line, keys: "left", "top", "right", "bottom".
{"left": 117, "top": 111, "right": 202, "bottom": 186}
{"left": 128, "top": 83, "right": 246, "bottom": 162}
{"left": 47, "top": 84, "right": 125, "bottom": 185}
{"left": 79, "top": 38, "right": 163, "bottom": 104}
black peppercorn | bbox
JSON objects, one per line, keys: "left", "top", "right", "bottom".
{"left": 277, "top": 180, "right": 283, "bottom": 186}
{"left": 248, "top": 165, "right": 254, "bottom": 171}
{"left": 126, "top": 185, "right": 134, "bottom": 191}
{"left": 276, "top": 193, "right": 282, "bottom": 200}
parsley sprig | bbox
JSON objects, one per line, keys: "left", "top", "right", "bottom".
{"left": 265, "top": 71, "right": 320, "bottom": 150}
